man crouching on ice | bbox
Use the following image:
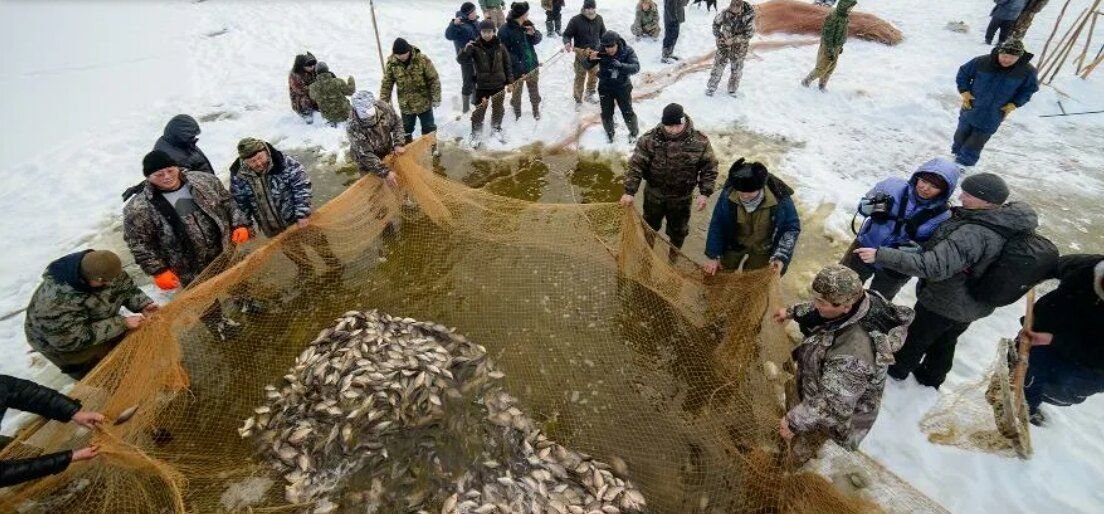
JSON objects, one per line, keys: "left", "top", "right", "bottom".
{"left": 772, "top": 265, "right": 913, "bottom": 461}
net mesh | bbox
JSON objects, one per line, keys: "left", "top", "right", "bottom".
{"left": 1, "top": 137, "right": 946, "bottom": 513}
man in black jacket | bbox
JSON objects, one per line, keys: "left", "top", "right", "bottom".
{"left": 124, "top": 114, "right": 216, "bottom": 201}
{"left": 1021, "top": 254, "right": 1104, "bottom": 425}
{"left": 460, "top": 20, "right": 515, "bottom": 144}
{"left": 584, "top": 31, "right": 640, "bottom": 143}
{"left": 1, "top": 375, "right": 103, "bottom": 487}
{"left": 562, "top": 0, "right": 606, "bottom": 106}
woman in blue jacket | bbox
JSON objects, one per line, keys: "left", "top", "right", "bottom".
{"left": 840, "top": 157, "right": 960, "bottom": 300}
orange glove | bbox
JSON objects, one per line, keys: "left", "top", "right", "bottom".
{"left": 231, "top": 227, "right": 250, "bottom": 245}
{"left": 153, "top": 270, "right": 180, "bottom": 290}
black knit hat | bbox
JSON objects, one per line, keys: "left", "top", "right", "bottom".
{"left": 727, "top": 159, "right": 769, "bottom": 192}
{"left": 392, "top": 37, "right": 412, "bottom": 55}
{"left": 479, "top": 19, "right": 496, "bottom": 31}
{"left": 583, "top": 0, "right": 597, "bottom": 9}
{"left": 601, "top": 31, "right": 620, "bottom": 47}
{"left": 509, "top": 1, "right": 530, "bottom": 18}
{"left": 961, "top": 172, "right": 1010, "bottom": 205}
{"left": 460, "top": 1, "right": 477, "bottom": 14}
{"left": 143, "top": 150, "right": 178, "bottom": 176}
{"left": 661, "top": 103, "right": 684, "bottom": 125}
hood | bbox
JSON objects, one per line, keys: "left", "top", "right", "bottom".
{"left": 909, "top": 158, "right": 960, "bottom": 205}
{"left": 989, "top": 49, "right": 1036, "bottom": 69}
{"left": 863, "top": 292, "right": 915, "bottom": 365}
{"left": 959, "top": 201, "right": 1039, "bottom": 234}
{"left": 316, "top": 71, "right": 336, "bottom": 80}
{"left": 163, "top": 114, "right": 201, "bottom": 146}
{"left": 292, "top": 52, "right": 317, "bottom": 73}
{"left": 45, "top": 250, "right": 95, "bottom": 293}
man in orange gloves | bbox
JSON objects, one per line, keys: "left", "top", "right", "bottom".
{"left": 124, "top": 150, "right": 251, "bottom": 338}
{"left": 24, "top": 250, "right": 157, "bottom": 378}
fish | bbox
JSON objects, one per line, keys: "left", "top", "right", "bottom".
{"left": 114, "top": 405, "right": 139, "bottom": 426}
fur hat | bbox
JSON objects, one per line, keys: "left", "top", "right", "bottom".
{"left": 583, "top": 0, "right": 597, "bottom": 9}
{"left": 479, "top": 19, "right": 497, "bottom": 31}
{"left": 460, "top": 2, "right": 477, "bottom": 15}
{"left": 727, "top": 159, "right": 769, "bottom": 192}
{"left": 509, "top": 1, "right": 530, "bottom": 18}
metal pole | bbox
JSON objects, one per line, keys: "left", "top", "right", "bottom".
{"left": 369, "top": 0, "right": 386, "bottom": 72}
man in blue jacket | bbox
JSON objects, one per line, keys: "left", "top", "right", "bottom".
{"left": 953, "top": 39, "right": 1039, "bottom": 167}
{"left": 584, "top": 31, "right": 640, "bottom": 143}
{"left": 703, "top": 160, "right": 800, "bottom": 275}
{"left": 445, "top": 2, "right": 482, "bottom": 113}
{"left": 499, "top": 2, "right": 544, "bottom": 120}
{"left": 840, "top": 158, "right": 960, "bottom": 300}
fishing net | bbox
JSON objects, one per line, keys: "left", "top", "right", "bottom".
{"left": 0, "top": 136, "right": 950, "bottom": 513}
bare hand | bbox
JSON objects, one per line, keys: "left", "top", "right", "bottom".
{"left": 72, "top": 445, "right": 100, "bottom": 462}
{"left": 71, "top": 411, "right": 105, "bottom": 429}
{"left": 772, "top": 307, "right": 790, "bottom": 324}
{"left": 1020, "top": 329, "right": 1054, "bottom": 346}
{"left": 618, "top": 194, "right": 634, "bottom": 207}
{"left": 564, "top": 43, "right": 574, "bottom": 53}
{"left": 297, "top": 217, "right": 310, "bottom": 229}
{"left": 695, "top": 195, "right": 708, "bottom": 211}
{"left": 779, "top": 417, "right": 794, "bottom": 441}
{"left": 466, "top": 41, "right": 475, "bottom": 48}
{"left": 703, "top": 259, "right": 720, "bottom": 276}
{"left": 453, "top": 17, "right": 463, "bottom": 25}
{"left": 853, "top": 247, "right": 878, "bottom": 264}
{"left": 124, "top": 315, "right": 144, "bottom": 330}
{"left": 393, "top": 145, "right": 406, "bottom": 155}
{"left": 769, "top": 259, "right": 784, "bottom": 274}
{"left": 384, "top": 172, "right": 399, "bottom": 189}
{"left": 141, "top": 303, "right": 160, "bottom": 316}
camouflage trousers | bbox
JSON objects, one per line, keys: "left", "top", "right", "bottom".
{"left": 642, "top": 190, "right": 692, "bottom": 249}
{"left": 510, "top": 71, "right": 541, "bottom": 119}
{"left": 573, "top": 51, "right": 599, "bottom": 102}
{"left": 483, "top": 7, "right": 506, "bottom": 28}
{"left": 802, "top": 44, "right": 841, "bottom": 89}
{"left": 707, "top": 40, "right": 750, "bottom": 94}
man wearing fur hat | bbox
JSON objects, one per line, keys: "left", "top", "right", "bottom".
{"left": 774, "top": 265, "right": 914, "bottom": 459}
{"left": 703, "top": 159, "right": 800, "bottom": 275}
{"left": 854, "top": 173, "right": 1040, "bottom": 389}
{"left": 953, "top": 38, "right": 1039, "bottom": 166}
{"left": 620, "top": 103, "right": 718, "bottom": 251}
{"left": 24, "top": 250, "right": 157, "bottom": 378}
{"left": 346, "top": 90, "right": 406, "bottom": 187}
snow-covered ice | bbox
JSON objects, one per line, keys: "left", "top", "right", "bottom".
{"left": 0, "top": 0, "right": 1101, "bottom": 512}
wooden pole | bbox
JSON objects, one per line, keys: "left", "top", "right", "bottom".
{"left": 368, "top": 0, "right": 386, "bottom": 73}
{"left": 1044, "top": 6, "right": 1095, "bottom": 83}
{"left": 1077, "top": 12, "right": 1099, "bottom": 73}
{"left": 1041, "top": 6, "right": 1089, "bottom": 75}
{"left": 1011, "top": 289, "right": 1037, "bottom": 404}
{"left": 1039, "top": 0, "right": 1073, "bottom": 64}
{"left": 1080, "top": 42, "right": 1104, "bottom": 77}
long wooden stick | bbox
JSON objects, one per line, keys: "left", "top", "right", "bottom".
{"left": 1081, "top": 42, "right": 1104, "bottom": 77}
{"left": 1011, "top": 289, "right": 1037, "bottom": 405}
{"left": 1041, "top": 7, "right": 1088, "bottom": 76}
{"left": 1045, "top": 7, "right": 1095, "bottom": 83}
{"left": 1077, "top": 12, "right": 1099, "bottom": 73}
{"left": 368, "top": 0, "right": 386, "bottom": 72}
{"left": 1040, "top": 0, "right": 1074, "bottom": 64}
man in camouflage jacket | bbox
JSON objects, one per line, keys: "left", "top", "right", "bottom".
{"left": 380, "top": 39, "right": 442, "bottom": 143}
{"left": 124, "top": 151, "right": 251, "bottom": 288}
{"left": 347, "top": 91, "right": 406, "bottom": 184}
{"left": 801, "top": 0, "right": 855, "bottom": 90}
{"left": 620, "top": 103, "right": 718, "bottom": 250}
{"left": 308, "top": 62, "right": 356, "bottom": 126}
{"left": 481, "top": 0, "right": 507, "bottom": 28}
{"left": 24, "top": 250, "right": 155, "bottom": 378}
{"left": 707, "top": 0, "right": 756, "bottom": 96}
{"left": 631, "top": 0, "right": 662, "bottom": 40}
{"left": 230, "top": 138, "right": 341, "bottom": 277}
{"left": 775, "top": 265, "right": 913, "bottom": 460}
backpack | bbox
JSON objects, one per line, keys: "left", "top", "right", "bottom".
{"left": 966, "top": 220, "right": 1059, "bottom": 307}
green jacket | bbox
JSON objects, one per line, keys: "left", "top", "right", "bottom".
{"left": 480, "top": 0, "right": 505, "bottom": 9}
{"left": 25, "top": 251, "right": 152, "bottom": 367}
{"left": 380, "top": 48, "right": 442, "bottom": 115}
{"left": 821, "top": 0, "right": 856, "bottom": 49}
{"left": 309, "top": 72, "right": 356, "bottom": 124}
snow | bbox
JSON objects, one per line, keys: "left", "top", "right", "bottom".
{"left": 0, "top": 0, "right": 1101, "bottom": 512}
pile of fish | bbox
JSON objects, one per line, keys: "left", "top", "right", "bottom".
{"left": 239, "top": 310, "right": 647, "bottom": 514}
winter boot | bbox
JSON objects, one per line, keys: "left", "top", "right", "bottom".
{"left": 705, "top": 88, "right": 715, "bottom": 97}
{"left": 585, "top": 92, "right": 598, "bottom": 104}
{"left": 546, "top": 18, "right": 555, "bottom": 35}
{"left": 533, "top": 105, "right": 541, "bottom": 120}
{"left": 602, "top": 117, "right": 616, "bottom": 142}
{"left": 661, "top": 47, "right": 673, "bottom": 63}
{"left": 462, "top": 96, "right": 471, "bottom": 114}
{"left": 606, "top": 131, "right": 616, "bottom": 143}
{"left": 800, "top": 75, "right": 814, "bottom": 88}
{"left": 469, "top": 127, "right": 484, "bottom": 148}
{"left": 626, "top": 115, "right": 639, "bottom": 143}
{"left": 1029, "top": 409, "right": 1047, "bottom": 427}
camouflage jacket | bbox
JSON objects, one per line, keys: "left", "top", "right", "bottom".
{"left": 347, "top": 100, "right": 405, "bottom": 177}
{"left": 821, "top": 4, "right": 852, "bottom": 49}
{"left": 123, "top": 171, "right": 249, "bottom": 285}
{"left": 230, "top": 143, "right": 313, "bottom": 238}
{"left": 289, "top": 70, "right": 318, "bottom": 115}
{"left": 785, "top": 292, "right": 913, "bottom": 449}
{"left": 24, "top": 251, "right": 152, "bottom": 364}
{"left": 625, "top": 116, "right": 719, "bottom": 200}
{"left": 309, "top": 72, "right": 356, "bottom": 124}
{"left": 631, "top": 1, "right": 661, "bottom": 37}
{"left": 713, "top": 2, "right": 756, "bottom": 45}
{"left": 380, "top": 48, "right": 442, "bottom": 115}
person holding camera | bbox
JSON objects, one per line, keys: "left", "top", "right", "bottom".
{"left": 840, "top": 158, "right": 960, "bottom": 301}
{"left": 583, "top": 31, "right": 640, "bottom": 143}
